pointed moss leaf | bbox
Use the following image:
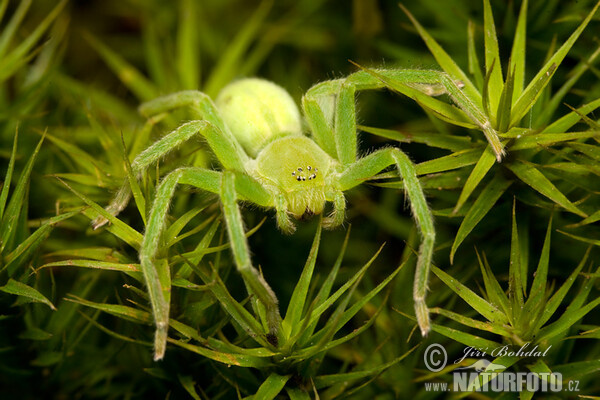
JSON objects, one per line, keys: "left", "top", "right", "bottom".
{"left": 509, "top": 0, "right": 528, "bottom": 103}
{"left": 558, "top": 230, "right": 600, "bottom": 247}
{"left": 467, "top": 20, "right": 483, "bottom": 90}
{"left": 554, "top": 359, "right": 600, "bottom": 382}
{"left": 190, "top": 263, "right": 268, "bottom": 346}
{"left": 164, "top": 207, "right": 207, "bottom": 244}
{"left": 296, "top": 298, "right": 386, "bottom": 360}
{"left": 533, "top": 247, "right": 590, "bottom": 332}
{"left": 40, "top": 259, "right": 140, "bottom": 273}
{"left": 165, "top": 212, "right": 215, "bottom": 248}
{"left": 537, "top": 296, "right": 600, "bottom": 343}
{"left": 565, "top": 209, "right": 600, "bottom": 229}
{"left": 31, "top": 351, "right": 63, "bottom": 367}
{"left": 66, "top": 295, "right": 152, "bottom": 324}
{"left": 0, "top": 0, "right": 67, "bottom": 83}
{"left": 430, "top": 307, "right": 512, "bottom": 336}
{"left": 509, "top": 202, "right": 524, "bottom": 307}
{"left": 511, "top": 64, "right": 557, "bottom": 126}
{"left": 176, "top": 0, "right": 200, "bottom": 90}
{"left": 18, "top": 327, "right": 53, "bottom": 341}
{"left": 121, "top": 137, "right": 147, "bottom": 226}
{"left": 282, "top": 224, "right": 321, "bottom": 340}
{"left": 178, "top": 375, "right": 202, "bottom": 400}
{"left": 569, "top": 265, "right": 599, "bottom": 313}
{"left": 432, "top": 265, "right": 508, "bottom": 324}
{"left": 0, "top": 133, "right": 45, "bottom": 255}
{"left": 307, "top": 259, "right": 403, "bottom": 353}
{"left": 297, "top": 227, "right": 350, "bottom": 345}
{"left": 204, "top": 0, "right": 272, "bottom": 97}
{"left": 45, "top": 132, "right": 110, "bottom": 176}
{"left": 452, "top": 145, "right": 496, "bottom": 215}
{"left": 300, "top": 244, "right": 384, "bottom": 332}
{"left": 568, "top": 142, "right": 600, "bottom": 161}
{"left": 286, "top": 388, "right": 311, "bottom": 400}
{"left": 431, "top": 322, "right": 501, "bottom": 350}
{"left": 304, "top": 265, "right": 361, "bottom": 354}
{"left": 251, "top": 373, "right": 290, "bottom": 400}
{"left": 512, "top": 1, "right": 600, "bottom": 125}
{"left": 456, "top": 355, "right": 519, "bottom": 396}
{"left": 0, "top": 129, "right": 18, "bottom": 222}
{"left": 506, "top": 161, "right": 586, "bottom": 217}
{"left": 59, "top": 178, "right": 143, "bottom": 248}
{"left": 522, "top": 216, "right": 552, "bottom": 320}
{"left": 536, "top": 46, "right": 600, "bottom": 126}
{"left": 451, "top": 175, "right": 512, "bottom": 262}
{"left": 399, "top": 3, "right": 482, "bottom": 107}
{"left": 477, "top": 250, "right": 512, "bottom": 319}
{"left": 542, "top": 97, "right": 600, "bottom": 133}
{"left": 496, "top": 64, "right": 514, "bottom": 132}
{"left": 1, "top": 279, "right": 56, "bottom": 310}
{"left": 176, "top": 219, "right": 221, "bottom": 279}
{"left": 4, "top": 211, "right": 78, "bottom": 276}
{"left": 417, "top": 148, "right": 482, "bottom": 175}
{"left": 511, "top": 131, "right": 600, "bottom": 151}
{"left": 483, "top": 0, "right": 504, "bottom": 115}
{"left": 567, "top": 327, "right": 600, "bottom": 339}
{"left": 313, "top": 345, "right": 418, "bottom": 389}
{"left": 168, "top": 338, "right": 271, "bottom": 368}
{"left": 358, "top": 125, "right": 472, "bottom": 151}
{"left": 0, "top": 0, "right": 30, "bottom": 60}
{"left": 84, "top": 33, "right": 158, "bottom": 101}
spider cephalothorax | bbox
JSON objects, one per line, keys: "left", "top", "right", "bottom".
{"left": 97, "top": 70, "right": 499, "bottom": 359}
{"left": 253, "top": 135, "right": 337, "bottom": 220}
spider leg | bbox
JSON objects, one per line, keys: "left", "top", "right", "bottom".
{"left": 302, "top": 79, "right": 343, "bottom": 160}
{"left": 323, "top": 191, "right": 346, "bottom": 228}
{"left": 141, "top": 167, "right": 279, "bottom": 360}
{"left": 94, "top": 117, "right": 247, "bottom": 228}
{"left": 274, "top": 194, "right": 295, "bottom": 234}
{"left": 221, "top": 172, "right": 281, "bottom": 332}
{"left": 346, "top": 69, "right": 504, "bottom": 161}
{"left": 139, "top": 90, "right": 249, "bottom": 169}
{"left": 338, "top": 148, "right": 435, "bottom": 336}
{"left": 304, "top": 69, "right": 503, "bottom": 161}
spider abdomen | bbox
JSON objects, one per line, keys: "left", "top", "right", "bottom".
{"left": 216, "top": 78, "right": 302, "bottom": 157}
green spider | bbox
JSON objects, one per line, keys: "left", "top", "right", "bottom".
{"left": 96, "top": 69, "right": 500, "bottom": 360}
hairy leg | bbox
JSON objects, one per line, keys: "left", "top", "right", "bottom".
{"left": 141, "top": 167, "right": 279, "bottom": 360}
{"left": 338, "top": 147, "right": 435, "bottom": 336}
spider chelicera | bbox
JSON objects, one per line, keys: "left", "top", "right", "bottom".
{"left": 96, "top": 69, "right": 500, "bottom": 360}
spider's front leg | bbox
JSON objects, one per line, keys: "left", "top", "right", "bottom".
{"left": 345, "top": 69, "right": 505, "bottom": 161}
{"left": 304, "top": 78, "right": 435, "bottom": 335}
{"left": 142, "top": 166, "right": 280, "bottom": 360}
{"left": 338, "top": 148, "right": 435, "bottom": 336}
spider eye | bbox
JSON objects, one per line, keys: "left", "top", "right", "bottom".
{"left": 291, "top": 166, "right": 318, "bottom": 182}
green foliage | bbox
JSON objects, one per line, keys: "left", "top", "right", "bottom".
{"left": 1, "top": 0, "right": 600, "bottom": 398}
